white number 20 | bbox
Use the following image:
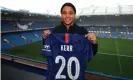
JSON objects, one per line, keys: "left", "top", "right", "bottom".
{"left": 55, "top": 56, "right": 80, "bottom": 80}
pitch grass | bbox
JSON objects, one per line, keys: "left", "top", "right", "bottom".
{"left": 3, "top": 38, "right": 133, "bottom": 79}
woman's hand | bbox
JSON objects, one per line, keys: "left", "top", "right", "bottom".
{"left": 85, "top": 33, "right": 97, "bottom": 44}
{"left": 42, "top": 30, "right": 51, "bottom": 39}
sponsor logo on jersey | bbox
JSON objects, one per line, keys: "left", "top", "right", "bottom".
{"left": 42, "top": 45, "right": 51, "bottom": 52}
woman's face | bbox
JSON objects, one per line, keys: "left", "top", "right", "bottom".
{"left": 61, "top": 6, "right": 75, "bottom": 26}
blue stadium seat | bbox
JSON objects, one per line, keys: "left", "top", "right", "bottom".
{"left": 1, "top": 40, "right": 12, "bottom": 50}
{"left": 20, "top": 32, "right": 40, "bottom": 42}
{"left": 32, "top": 30, "right": 43, "bottom": 39}
{"left": 98, "top": 33, "right": 109, "bottom": 38}
{"left": 111, "top": 32, "right": 118, "bottom": 38}
{"left": 127, "top": 34, "right": 133, "bottom": 39}
{"left": 2, "top": 33, "right": 27, "bottom": 46}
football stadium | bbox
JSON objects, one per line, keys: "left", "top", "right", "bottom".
{"left": 1, "top": 0, "right": 133, "bottom": 80}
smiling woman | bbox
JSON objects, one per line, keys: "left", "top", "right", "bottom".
{"left": 42, "top": 2, "right": 98, "bottom": 80}
{"left": 60, "top": 3, "right": 76, "bottom": 29}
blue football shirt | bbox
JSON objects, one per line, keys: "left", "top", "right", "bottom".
{"left": 42, "top": 33, "right": 93, "bottom": 80}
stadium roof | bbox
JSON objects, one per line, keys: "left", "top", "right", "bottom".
{"left": 0, "top": 0, "right": 133, "bottom": 15}
{"left": 77, "top": 5, "right": 133, "bottom": 15}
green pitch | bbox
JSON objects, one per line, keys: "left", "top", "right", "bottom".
{"left": 3, "top": 38, "right": 133, "bottom": 79}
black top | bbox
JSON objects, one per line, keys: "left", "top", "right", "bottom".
{"left": 43, "top": 23, "right": 98, "bottom": 56}
{"left": 53, "top": 23, "right": 88, "bottom": 34}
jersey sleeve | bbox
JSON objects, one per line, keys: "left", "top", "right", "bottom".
{"left": 41, "top": 36, "right": 52, "bottom": 58}
{"left": 85, "top": 38, "right": 94, "bottom": 61}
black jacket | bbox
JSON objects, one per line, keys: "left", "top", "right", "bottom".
{"left": 43, "top": 23, "right": 98, "bottom": 56}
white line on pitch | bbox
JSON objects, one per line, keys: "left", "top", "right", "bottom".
{"left": 98, "top": 52, "right": 133, "bottom": 58}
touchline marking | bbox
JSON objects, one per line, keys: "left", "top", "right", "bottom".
{"left": 98, "top": 52, "right": 133, "bottom": 58}
{"left": 114, "top": 40, "right": 122, "bottom": 73}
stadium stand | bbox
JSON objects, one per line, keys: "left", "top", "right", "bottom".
{"left": 1, "top": 20, "right": 18, "bottom": 31}
{"left": 31, "top": 30, "right": 43, "bottom": 38}
{"left": 1, "top": 30, "right": 44, "bottom": 50}
{"left": 127, "top": 34, "right": 133, "bottom": 39}
{"left": 19, "top": 31, "right": 40, "bottom": 42}
{"left": 1, "top": 20, "right": 56, "bottom": 31}
{"left": 31, "top": 21, "right": 55, "bottom": 29}
{"left": 2, "top": 33, "right": 27, "bottom": 46}
{"left": 76, "top": 15, "right": 133, "bottom": 26}
{"left": 111, "top": 32, "right": 119, "bottom": 38}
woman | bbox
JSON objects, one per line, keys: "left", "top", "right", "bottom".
{"left": 42, "top": 2, "right": 98, "bottom": 55}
